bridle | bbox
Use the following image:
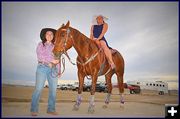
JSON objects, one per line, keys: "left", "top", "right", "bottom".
{"left": 50, "top": 28, "right": 72, "bottom": 78}
{"left": 60, "top": 28, "right": 76, "bottom": 65}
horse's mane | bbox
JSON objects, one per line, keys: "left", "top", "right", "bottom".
{"left": 69, "top": 27, "right": 98, "bottom": 52}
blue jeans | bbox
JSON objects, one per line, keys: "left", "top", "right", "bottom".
{"left": 30, "top": 64, "right": 58, "bottom": 113}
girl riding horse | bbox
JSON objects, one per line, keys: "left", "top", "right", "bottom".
{"left": 90, "top": 15, "right": 115, "bottom": 70}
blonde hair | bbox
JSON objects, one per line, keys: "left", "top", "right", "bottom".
{"left": 92, "top": 14, "right": 108, "bottom": 25}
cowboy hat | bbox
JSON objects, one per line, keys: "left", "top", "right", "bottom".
{"left": 40, "top": 28, "right": 56, "bottom": 41}
{"left": 92, "top": 14, "right": 108, "bottom": 25}
{"left": 95, "top": 14, "right": 108, "bottom": 20}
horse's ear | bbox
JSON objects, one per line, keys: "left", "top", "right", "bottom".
{"left": 61, "top": 23, "right": 65, "bottom": 27}
{"left": 65, "top": 21, "right": 70, "bottom": 28}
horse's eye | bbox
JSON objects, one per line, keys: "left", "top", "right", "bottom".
{"left": 61, "top": 33, "right": 65, "bottom": 37}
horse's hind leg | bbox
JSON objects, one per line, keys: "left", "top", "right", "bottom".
{"left": 116, "top": 73, "right": 125, "bottom": 104}
{"left": 73, "top": 71, "right": 85, "bottom": 111}
{"left": 103, "top": 73, "right": 113, "bottom": 108}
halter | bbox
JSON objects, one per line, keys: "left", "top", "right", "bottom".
{"left": 50, "top": 28, "right": 72, "bottom": 78}
{"left": 61, "top": 28, "right": 71, "bottom": 49}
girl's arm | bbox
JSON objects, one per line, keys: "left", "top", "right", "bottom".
{"left": 97, "top": 23, "right": 108, "bottom": 40}
{"left": 90, "top": 25, "right": 94, "bottom": 40}
{"left": 36, "top": 42, "right": 45, "bottom": 62}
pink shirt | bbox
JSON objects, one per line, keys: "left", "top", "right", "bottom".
{"left": 36, "top": 42, "right": 55, "bottom": 63}
{"left": 36, "top": 42, "right": 61, "bottom": 75}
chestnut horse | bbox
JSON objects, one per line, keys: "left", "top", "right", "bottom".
{"left": 53, "top": 21, "right": 125, "bottom": 113}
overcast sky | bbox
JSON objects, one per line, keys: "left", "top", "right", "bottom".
{"left": 2, "top": 2, "right": 178, "bottom": 89}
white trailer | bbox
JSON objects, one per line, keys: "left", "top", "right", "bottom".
{"left": 127, "top": 81, "right": 168, "bottom": 95}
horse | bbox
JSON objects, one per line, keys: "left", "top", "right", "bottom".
{"left": 53, "top": 21, "right": 125, "bottom": 113}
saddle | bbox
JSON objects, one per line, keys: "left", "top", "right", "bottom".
{"left": 92, "top": 40, "right": 117, "bottom": 76}
{"left": 97, "top": 48, "right": 117, "bottom": 76}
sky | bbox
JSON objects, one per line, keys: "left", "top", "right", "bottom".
{"left": 2, "top": 2, "right": 179, "bottom": 90}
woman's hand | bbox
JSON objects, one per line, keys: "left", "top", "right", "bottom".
{"left": 94, "top": 39, "right": 101, "bottom": 48}
{"left": 51, "top": 59, "right": 60, "bottom": 64}
{"left": 49, "top": 59, "right": 59, "bottom": 68}
{"left": 92, "top": 38, "right": 96, "bottom": 41}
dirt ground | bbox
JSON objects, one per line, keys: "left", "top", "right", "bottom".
{"left": 1, "top": 84, "right": 178, "bottom": 117}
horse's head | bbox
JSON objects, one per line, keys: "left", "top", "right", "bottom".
{"left": 53, "top": 21, "right": 73, "bottom": 58}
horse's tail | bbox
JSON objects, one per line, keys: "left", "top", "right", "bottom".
{"left": 113, "top": 50, "right": 125, "bottom": 74}
{"left": 113, "top": 50, "right": 125, "bottom": 94}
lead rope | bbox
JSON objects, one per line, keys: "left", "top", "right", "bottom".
{"left": 50, "top": 55, "right": 65, "bottom": 78}
{"left": 58, "top": 55, "right": 66, "bottom": 78}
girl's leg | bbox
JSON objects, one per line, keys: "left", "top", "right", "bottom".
{"left": 47, "top": 67, "right": 58, "bottom": 113}
{"left": 31, "top": 64, "right": 47, "bottom": 113}
{"left": 100, "top": 41, "right": 115, "bottom": 69}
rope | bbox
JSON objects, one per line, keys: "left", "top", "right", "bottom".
{"left": 58, "top": 55, "right": 66, "bottom": 77}
{"left": 50, "top": 55, "right": 66, "bottom": 78}
{"left": 63, "top": 51, "right": 76, "bottom": 65}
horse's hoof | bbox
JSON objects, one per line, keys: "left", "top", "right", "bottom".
{"left": 88, "top": 109, "right": 95, "bottom": 114}
{"left": 88, "top": 106, "right": 95, "bottom": 114}
{"left": 105, "top": 101, "right": 109, "bottom": 104}
{"left": 73, "top": 104, "right": 79, "bottom": 111}
{"left": 120, "top": 100, "right": 125, "bottom": 104}
{"left": 102, "top": 105, "right": 108, "bottom": 109}
{"left": 120, "top": 104, "right": 125, "bottom": 110}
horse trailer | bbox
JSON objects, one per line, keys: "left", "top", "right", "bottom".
{"left": 127, "top": 81, "right": 168, "bottom": 95}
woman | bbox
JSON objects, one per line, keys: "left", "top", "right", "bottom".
{"left": 90, "top": 15, "right": 115, "bottom": 69}
{"left": 30, "top": 28, "right": 60, "bottom": 116}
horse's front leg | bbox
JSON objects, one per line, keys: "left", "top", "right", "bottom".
{"left": 88, "top": 74, "right": 98, "bottom": 113}
{"left": 103, "top": 74, "right": 113, "bottom": 109}
{"left": 73, "top": 70, "right": 85, "bottom": 111}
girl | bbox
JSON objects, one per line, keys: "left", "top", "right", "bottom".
{"left": 90, "top": 15, "right": 115, "bottom": 69}
{"left": 31, "top": 28, "right": 60, "bottom": 116}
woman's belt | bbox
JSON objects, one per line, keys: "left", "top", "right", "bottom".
{"left": 38, "top": 61, "right": 56, "bottom": 68}
{"left": 38, "top": 61, "right": 50, "bottom": 66}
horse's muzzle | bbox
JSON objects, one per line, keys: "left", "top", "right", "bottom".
{"left": 54, "top": 52, "right": 62, "bottom": 59}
